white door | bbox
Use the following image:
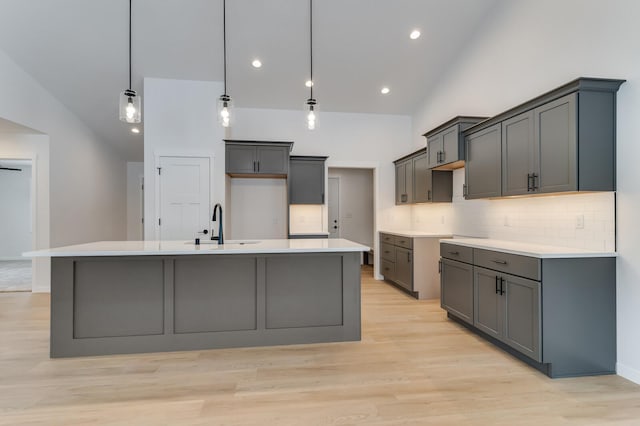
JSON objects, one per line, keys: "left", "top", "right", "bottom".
{"left": 327, "top": 177, "right": 340, "bottom": 238}
{"left": 158, "top": 156, "right": 211, "bottom": 240}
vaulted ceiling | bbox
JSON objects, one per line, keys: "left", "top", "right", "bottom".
{"left": 0, "top": 0, "right": 502, "bottom": 159}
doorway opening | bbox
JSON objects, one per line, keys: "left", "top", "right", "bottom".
{"left": 327, "top": 167, "right": 374, "bottom": 266}
{"left": 0, "top": 159, "right": 33, "bottom": 292}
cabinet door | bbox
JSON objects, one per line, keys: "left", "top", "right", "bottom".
{"left": 440, "top": 258, "right": 473, "bottom": 324}
{"left": 535, "top": 93, "right": 577, "bottom": 193}
{"left": 380, "top": 259, "right": 396, "bottom": 281}
{"left": 502, "top": 111, "right": 536, "bottom": 196}
{"left": 394, "top": 247, "right": 413, "bottom": 291}
{"left": 465, "top": 124, "right": 502, "bottom": 199}
{"left": 473, "top": 267, "right": 503, "bottom": 340}
{"left": 413, "top": 153, "right": 429, "bottom": 203}
{"left": 289, "top": 159, "right": 325, "bottom": 204}
{"left": 503, "top": 274, "right": 541, "bottom": 362}
{"left": 427, "top": 134, "right": 442, "bottom": 168}
{"left": 441, "top": 125, "right": 460, "bottom": 165}
{"left": 395, "top": 160, "right": 413, "bottom": 204}
{"left": 226, "top": 145, "right": 256, "bottom": 174}
{"left": 256, "top": 146, "right": 289, "bottom": 174}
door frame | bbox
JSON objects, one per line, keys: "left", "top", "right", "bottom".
{"left": 327, "top": 176, "right": 341, "bottom": 238}
{"left": 0, "top": 155, "right": 38, "bottom": 291}
{"left": 153, "top": 152, "right": 215, "bottom": 241}
{"left": 326, "top": 160, "right": 378, "bottom": 276}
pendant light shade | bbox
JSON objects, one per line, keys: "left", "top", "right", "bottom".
{"left": 218, "top": 0, "right": 233, "bottom": 128}
{"left": 119, "top": 0, "right": 141, "bottom": 124}
{"left": 306, "top": 0, "right": 317, "bottom": 130}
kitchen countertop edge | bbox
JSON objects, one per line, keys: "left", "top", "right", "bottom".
{"left": 439, "top": 238, "right": 617, "bottom": 259}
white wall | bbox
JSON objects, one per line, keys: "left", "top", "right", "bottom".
{"left": 0, "top": 48, "right": 127, "bottom": 292}
{"left": 126, "top": 162, "right": 144, "bottom": 240}
{"left": 410, "top": 0, "right": 640, "bottom": 383}
{"left": 0, "top": 164, "right": 31, "bottom": 259}
{"left": 0, "top": 133, "right": 50, "bottom": 291}
{"left": 143, "top": 78, "right": 225, "bottom": 239}
{"left": 327, "top": 168, "right": 374, "bottom": 248}
{"left": 229, "top": 178, "right": 287, "bottom": 240}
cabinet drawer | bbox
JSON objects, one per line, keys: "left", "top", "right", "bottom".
{"left": 380, "top": 243, "right": 395, "bottom": 262}
{"left": 474, "top": 249, "right": 540, "bottom": 281}
{"left": 440, "top": 243, "right": 473, "bottom": 264}
{"left": 380, "top": 259, "right": 395, "bottom": 279}
{"left": 380, "top": 233, "right": 395, "bottom": 244}
{"left": 394, "top": 236, "right": 413, "bottom": 249}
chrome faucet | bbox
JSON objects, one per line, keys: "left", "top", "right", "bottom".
{"left": 212, "top": 203, "right": 224, "bottom": 244}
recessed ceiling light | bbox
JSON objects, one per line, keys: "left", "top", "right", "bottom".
{"left": 251, "top": 59, "right": 262, "bottom": 68}
{"left": 305, "top": 80, "right": 314, "bottom": 87}
{"left": 381, "top": 87, "right": 390, "bottom": 95}
{"left": 410, "top": 30, "right": 421, "bottom": 40}
{"left": 131, "top": 127, "right": 140, "bottom": 134}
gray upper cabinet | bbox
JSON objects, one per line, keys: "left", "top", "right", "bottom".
{"left": 395, "top": 159, "right": 413, "bottom": 205}
{"left": 423, "top": 117, "right": 487, "bottom": 170}
{"left": 395, "top": 149, "right": 452, "bottom": 205}
{"left": 289, "top": 156, "right": 327, "bottom": 204}
{"left": 225, "top": 140, "right": 293, "bottom": 177}
{"left": 465, "top": 123, "right": 502, "bottom": 199}
{"left": 464, "top": 78, "right": 624, "bottom": 199}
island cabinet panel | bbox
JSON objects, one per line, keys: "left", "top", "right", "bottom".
{"left": 173, "top": 257, "right": 257, "bottom": 334}
{"left": 50, "top": 251, "right": 362, "bottom": 358}
{"left": 265, "top": 255, "right": 343, "bottom": 329}
{"left": 73, "top": 259, "right": 164, "bottom": 339}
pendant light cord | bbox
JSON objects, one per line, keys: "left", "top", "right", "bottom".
{"left": 309, "top": 0, "right": 313, "bottom": 100}
{"left": 223, "top": 0, "right": 228, "bottom": 96}
{"left": 128, "top": 0, "right": 132, "bottom": 91}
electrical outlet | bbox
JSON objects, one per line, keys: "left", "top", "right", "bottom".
{"left": 576, "top": 214, "right": 584, "bottom": 229}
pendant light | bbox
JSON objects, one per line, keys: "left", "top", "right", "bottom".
{"left": 217, "top": 0, "right": 233, "bottom": 127}
{"left": 119, "top": 0, "right": 141, "bottom": 123}
{"left": 306, "top": 0, "right": 317, "bottom": 130}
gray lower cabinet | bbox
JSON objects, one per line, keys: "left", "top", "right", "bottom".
{"left": 440, "top": 241, "right": 616, "bottom": 378}
{"left": 474, "top": 266, "right": 541, "bottom": 362}
{"left": 465, "top": 78, "right": 624, "bottom": 199}
{"left": 394, "top": 247, "right": 413, "bottom": 291}
{"left": 440, "top": 258, "right": 474, "bottom": 325}
{"left": 289, "top": 156, "right": 327, "bottom": 204}
{"left": 225, "top": 140, "right": 293, "bottom": 176}
{"left": 464, "top": 124, "right": 502, "bottom": 199}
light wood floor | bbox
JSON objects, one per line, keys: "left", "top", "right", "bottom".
{"left": 1, "top": 266, "right": 639, "bottom": 425}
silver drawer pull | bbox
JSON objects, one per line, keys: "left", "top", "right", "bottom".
{"left": 492, "top": 259, "right": 508, "bottom": 265}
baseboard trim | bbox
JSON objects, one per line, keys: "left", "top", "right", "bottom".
{"left": 617, "top": 363, "right": 640, "bottom": 385}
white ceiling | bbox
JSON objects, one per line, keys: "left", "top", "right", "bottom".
{"left": 0, "top": 0, "right": 501, "bottom": 160}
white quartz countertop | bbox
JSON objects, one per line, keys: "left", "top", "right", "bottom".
{"left": 24, "top": 238, "right": 370, "bottom": 258}
{"left": 439, "top": 238, "right": 617, "bottom": 259}
{"left": 379, "top": 230, "right": 453, "bottom": 238}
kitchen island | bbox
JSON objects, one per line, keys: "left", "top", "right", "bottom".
{"left": 27, "top": 239, "right": 369, "bottom": 358}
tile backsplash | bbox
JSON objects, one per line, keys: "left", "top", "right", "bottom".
{"left": 410, "top": 169, "right": 615, "bottom": 251}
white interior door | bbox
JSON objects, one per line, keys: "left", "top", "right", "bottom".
{"left": 328, "top": 177, "right": 340, "bottom": 238}
{"left": 158, "top": 156, "right": 211, "bottom": 241}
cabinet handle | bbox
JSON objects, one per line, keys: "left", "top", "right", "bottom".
{"left": 257, "top": 161, "right": 260, "bottom": 172}
{"left": 427, "top": 190, "right": 432, "bottom": 201}
{"left": 463, "top": 184, "right": 468, "bottom": 197}
{"left": 527, "top": 173, "right": 533, "bottom": 192}
{"left": 448, "top": 251, "right": 459, "bottom": 255}
{"left": 492, "top": 259, "right": 508, "bottom": 265}
{"left": 407, "top": 251, "right": 411, "bottom": 262}
{"left": 438, "top": 260, "right": 442, "bottom": 273}
{"left": 401, "top": 194, "right": 407, "bottom": 203}
{"left": 440, "top": 151, "right": 445, "bottom": 163}
{"left": 532, "top": 173, "right": 538, "bottom": 191}
{"left": 495, "top": 275, "right": 499, "bottom": 294}
{"left": 384, "top": 250, "right": 391, "bottom": 254}
{"left": 500, "top": 277, "right": 505, "bottom": 295}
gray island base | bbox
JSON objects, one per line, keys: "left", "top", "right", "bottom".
{"left": 49, "top": 249, "right": 362, "bottom": 358}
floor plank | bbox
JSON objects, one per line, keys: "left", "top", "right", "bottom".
{"left": 0, "top": 266, "right": 639, "bottom": 425}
